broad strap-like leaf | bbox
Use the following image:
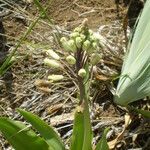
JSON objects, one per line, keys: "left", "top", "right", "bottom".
{"left": 0, "top": 118, "right": 49, "bottom": 150}
{"left": 17, "top": 109, "right": 65, "bottom": 150}
{"left": 115, "top": 0, "right": 150, "bottom": 106}
{"left": 95, "top": 128, "right": 109, "bottom": 150}
{"left": 70, "top": 106, "right": 85, "bottom": 150}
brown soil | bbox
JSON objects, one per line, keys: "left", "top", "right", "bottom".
{"left": 48, "top": 0, "right": 120, "bottom": 29}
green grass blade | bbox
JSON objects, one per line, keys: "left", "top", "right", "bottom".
{"left": 95, "top": 128, "right": 109, "bottom": 150}
{"left": 0, "top": 0, "right": 57, "bottom": 76}
{"left": 33, "top": 0, "right": 53, "bottom": 24}
{"left": 33, "top": 0, "right": 61, "bottom": 45}
{"left": 0, "top": 15, "right": 41, "bottom": 76}
{"left": 0, "top": 118, "right": 49, "bottom": 150}
{"left": 70, "top": 107, "right": 85, "bottom": 150}
{"left": 17, "top": 109, "right": 65, "bottom": 150}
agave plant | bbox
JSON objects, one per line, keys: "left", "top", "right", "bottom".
{"left": 0, "top": 18, "right": 109, "bottom": 150}
{"left": 114, "top": 0, "right": 150, "bottom": 106}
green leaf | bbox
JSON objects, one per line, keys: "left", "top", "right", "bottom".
{"left": 70, "top": 103, "right": 92, "bottom": 150}
{"left": 95, "top": 128, "right": 109, "bottom": 150}
{"left": 0, "top": 118, "right": 49, "bottom": 150}
{"left": 128, "top": 106, "right": 150, "bottom": 118}
{"left": 82, "top": 100, "right": 93, "bottom": 150}
{"left": 33, "top": 0, "right": 53, "bottom": 24}
{"left": 17, "top": 109, "right": 65, "bottom": 150}
{"left": 70, "top": 107, "right": 85, "bottom": 150}
{"left": 114, "top": 0, "right": 150, "bottom": 106}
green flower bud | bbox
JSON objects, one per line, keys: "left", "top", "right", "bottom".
{"left": 89, "top": 35, "right": 96, "bottom": 42}
{"left": 83, "top": 40, "right": 91, "bottom": 50}
{"left": 66, "top": 55, "right": 76, "bottom": 65}
{"left": 92, "top": 42, "right": 98, "bottom": 50}
{"left": 46, "top": 49, "right": 60, "bottom": 60}
{"left": 70, "top": 32, "right": 80, "bottom": 38}
{"left": 90, "top": 33, "right": 99, "bottom": 43}
{"left": 74, "top": 27, "right": 82, "bottom": 33}
{"left": 60, "top": 37, "right": 71, "bottom": 51}
{"left": 60, "top": 37, "right": 67, "bottom": 43}
{"left": 67, "top": 39, "right": 77, "bottom": 52}
{"left": 88, "top": 29, "right": 93, "bottom": 35}
{"left": 82, "top": 40, "right": 91, "bottom": 52}
{"left": 44, "top": 58, "right": 61, "bottom": 68}
{"left": 80, "top": 34, "right": 86, "bottom": 41}
{"left": 78, "top": 68, "right": 86, "bottom": 78}
{"left": 48, "top": 74, "right": 64, "bottom": 81}
{"left": 75, "top": 37, "right": 82, "bottom": 49}
{"left": 90, "top": 53, "right": 102, "bottom": 65}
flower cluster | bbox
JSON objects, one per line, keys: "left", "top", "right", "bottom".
{"left": 60, "top": 21, "right": 101, "bottom": 78}
{"left": 44, "top": 20, "right": 102, "bottom": 82}
{"left": 60, "top": 26, "right": 100, "bottom": 55}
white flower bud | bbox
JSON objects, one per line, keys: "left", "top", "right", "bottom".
{"left": 46, "top": 49, "right": 60, "bottom": 60}
{"left": 44, "top": 58, "right": 61, "bottom": 68}
{"left": 66, "top": 55, "right": 76, "bottom": 65}
{"left": 75, "top": 37, "right": 82, "bottom": 49}
{"left": 78, "top": 68, "right": 87, "bottom": 78}
{"left": 48, "top": 75, "right": 64, "bottom": 81}
{"left": 90, "top": 53, "right": 102, "bottom": 65}
{"left": 67, "top": 39, "right": 77, "bottom": 52}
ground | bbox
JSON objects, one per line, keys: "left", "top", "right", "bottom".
{"left": 0, "top": 0, "right": 150, "bottom": 149}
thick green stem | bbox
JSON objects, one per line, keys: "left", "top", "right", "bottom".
{"left": 78, "top": 77, "right": 86, "bottom": 103}
{"left": 78, "top": 78, "right": 92, "bottom": 150}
